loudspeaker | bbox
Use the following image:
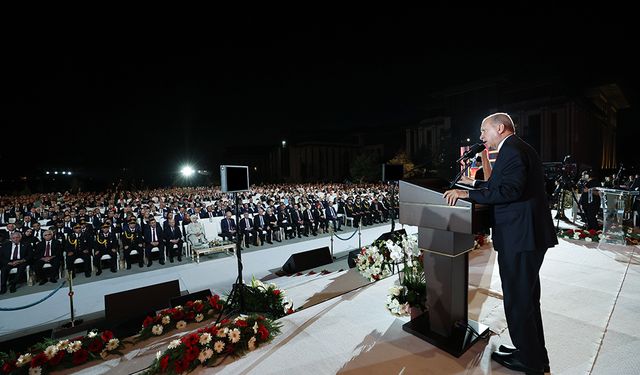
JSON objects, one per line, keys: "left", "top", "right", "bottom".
{"left": 170, "top": 289, "right": 213, "bottom": 308}
{"left": 382, "top": 164, "right": 403, "bottom": 182}
{"left": 282, "top": 247, "right": 333, "bottom": 273}
{"left": 375, "top": 229, "right": 407, "bottom": 243}
{"left": 347, "top": 248, "right": 361, "bottom": 268}
{"left": 104, "top": 280, "right": 181, "bottom": 338}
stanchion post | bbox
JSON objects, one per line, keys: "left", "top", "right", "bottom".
{"left": 329, "top": 225, "right": 334, "bottom": 258}
{"left": 358, "top": 221, "right": 362, "bottom": 249}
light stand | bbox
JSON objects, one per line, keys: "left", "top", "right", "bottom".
{"left": 449, "top": 159, "right": 472, "bottom": 189}
{"left": 215, "top": 192, "right": 246, "bottom": 323}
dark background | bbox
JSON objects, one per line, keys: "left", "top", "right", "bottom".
{"left": 4, "top": 9, "right": 637, "bottom": 190}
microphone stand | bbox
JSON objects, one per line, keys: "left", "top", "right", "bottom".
{"left": 450, "top": 159, "right": 472, "bottom": 189}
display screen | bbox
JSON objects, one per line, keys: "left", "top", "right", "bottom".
{"left": 221, "top": 165, "right": 250, "bottom": 192}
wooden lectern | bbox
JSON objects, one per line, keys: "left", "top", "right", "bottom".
{"left": 399, "top": 179, "right": 490, "bottom": 357}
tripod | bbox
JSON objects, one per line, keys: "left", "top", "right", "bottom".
{"left": 215, "top": 193, "right": 246, "bottom": 323}
{"left": 553, "top": 179, "right": 584, "bottom": 231}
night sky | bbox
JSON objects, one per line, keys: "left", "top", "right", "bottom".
{"left": 5, "top": 10, "right": 637, "bottom": 184}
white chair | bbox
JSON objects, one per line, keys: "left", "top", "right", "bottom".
{"left": 7, "top": 265, "right": 31, "bottom": 286}
{"left": 342, "top": 207, "right": 354, "bottom": 227}
{"left": 99, "top": 253, "right": 118, "bottom": 271}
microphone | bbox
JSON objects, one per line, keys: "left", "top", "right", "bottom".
{"left": 457, "top": 143, "right": 486, "bottom": 162}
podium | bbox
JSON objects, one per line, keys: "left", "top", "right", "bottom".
{"left": 399, "top": 179, "right": 490, "bottom": 357}
{"left": 597, "top": 188, "right": 639, "bottom": 246}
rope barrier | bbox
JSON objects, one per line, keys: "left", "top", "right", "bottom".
{"left": 0, "top": 281, "right": 67, "bottom": 311}
{"left": 333, "top": 228, "right": 359, "bottom": 241}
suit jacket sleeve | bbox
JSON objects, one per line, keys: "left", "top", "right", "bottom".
{"left": 469, "top": 146, "right": 527, "bottom": 205}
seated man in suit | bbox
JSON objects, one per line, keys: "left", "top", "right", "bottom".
{"left": 253, "top": 207, "right": 272, "bottom": 245}
{"left": 33, "top": 230, "right": 63, "bottom": 285}
{"left": 302, "top": 202, "right": 318, "bottom": 236}
{"left": 238, "top": 211, "right": 256, "bottom": 248}
{"left": 164, "top": 218, "right": 183, "bottom": 262}
{"left": 93, "top": 223, "right": 119, "bottom": 275}
{"left": 1, "top": 232, "right": 32, "bottom": 294}
{"left": 290, "top": 204, "right": 305, "bottom": 238}
{"left": 143, "top": 218, "right": 165, "bottom": 267}
{"left": 325, "top": 200, "right": 342, "bottom": 232}
{"left": 220, "top": 211, "right": 237, "bottom": 241}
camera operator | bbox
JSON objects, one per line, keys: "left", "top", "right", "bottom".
{"left": 578, "top": 171, "right": 601, "bottom": 230}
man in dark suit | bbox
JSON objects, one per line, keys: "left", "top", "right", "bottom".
{"left": 325, "top": 201, "right": 342, "bottom": 232}
{"left": 143, "top": 218, "right": 165, "bottom": 267}
{"left": 33, "top": 230, "right": 63, "bottom": 284}
{"left": 220, "top": 211, "right": 237, "bottom": 241}
{"left": 163, "top": 218, "right": 183, "bottom": 262}
{"left": 238, "top": 211, "right": 256, "bottom": 248}
{"left": 445, "top": 113, "right": 557, "bottom": 375}
{"left": 1, "top": 232, "right": 32, "bottom": 294}
{"left": 253, "top": 207, "right": 272, "bottom": 244}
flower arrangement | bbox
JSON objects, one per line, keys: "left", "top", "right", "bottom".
{"left": 558, "top": 228, "right": 602, "bottom": 242}
{"left": 137, "top": 295, "right": 225, "bottom": 342}
{"left": 356, "top": 233, "right": 419, "bottom": 282}
{"left": 208, "top": 239, "right": 230, "bottom": 247}
{"left": 241, "top": 277, "right": 294, "bottom": 319}
{"left": 143, "top": 315, "right": 281, "bottom": 374}
{"left": 384, "top": 235, "right": 426, "bottom": 317}
{"left": 0, "top": 329, "right": 124, "bottom": 375}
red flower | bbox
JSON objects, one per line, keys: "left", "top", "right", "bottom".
{"left": 49, "top": 351, "right": 65, "bottom": 366}
{"left": 2, "top": 361, "right": 16, "bottom": 373}
{"left": 286, "top": 308, "right": 294, "bottom": 315}
{"left": 257, "top": 325, "right": 269, "bottom": 340}
{"left": 273, "top": 289, "right": 281, "bottom": 296}
{"left": 235, "top": 319, "right": 248, "bottom": 327}
{"left": 72, "top": 349, "right": 89, "bottom": 365}
{"left": 181, "top": 333, "right": 199, "bottom": 347}
{"left": 159, "top": 355, "right": 169, "bottom": 371}
{"left": 220, "top": 318, "right": 230, "bottom": 325}
{"left": 185, "top": 300, "right": 194, "bottom": 308}
{"left": 31, "top": 353, "right": 48, "bottom": 367}
{"left": 101, "top": 330, "right": 114, "bottom": 342}
{"left": 579, "top": 232, "right": 587, "bottom": 239}
{"left": 175, "top": 358, "right": 189, "bottom": 374}
{"left": 186, "top": 311, "right": 195, "bottom": 321}
{"left": 172, "top": 310, "right": 185, "bottom": 321}
{"left": 194, "top": 302, "right": 204, "bottom": 312}
{"left": 88, "top": 338, "right": 104, "bottom": 353}
{"left": 184, "top": 346, "right": 200, "bottom": 362}
{"left": 143, "top": 316, "right": 155, "bottom": 328}
{"left": 588, "top": 229, "right": 597, "bottom": 236}
{"left": 566, "top": 229, "right": 574, "bottom": 235}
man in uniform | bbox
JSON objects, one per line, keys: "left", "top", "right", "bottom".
{"left": 93, "top": 223, "right": 119, "bottom": 275}
{"left": 122, "top": 218, "right": 145, "bottom": 269}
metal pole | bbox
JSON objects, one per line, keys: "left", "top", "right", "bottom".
{"left": 330, "top": 226, "right": 334, "bottom": 258}
{"left": 67, "top": 270, "right": 76, "bottom": 327}
{"left": 358, "top": 221, "right": 362, "bottom": 249}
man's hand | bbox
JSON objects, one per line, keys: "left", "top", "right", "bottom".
{"left": 443, "top": 189, "right": 469, "bottom": 206}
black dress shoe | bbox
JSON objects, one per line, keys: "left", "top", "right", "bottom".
{"left": 127, "top": 264, "right": 132, "bottom": 270}
{"left": 9, "top": 285, "right": 17, "bottom": 293}
{"left": 159, "top": 260, "right": 165, "bottom": 265}
{"left": 39, "top": 279, "right": 48, "bottom": 286}
{"left": 177, "top": 257, "right": 182, "bottom": 262}
{"left": 110, "top": 268, "right": 117, "bottom": 273}
{"left": 497, "top": 347, "right": 550, "bottom": 372}
{"left": 491, "top": 351, "right": 544, "bottom": 375}
{"left": 139, "top": 263, "right": 144, "bottom": 268}
{"left": 169, "top": 258, "right": 174, "bottom": 263}
{"left": 96, "top": 269, "right": 102, "bottom": 276}
{"left": 147, "top": 262, "right": 152, "bottom": 267}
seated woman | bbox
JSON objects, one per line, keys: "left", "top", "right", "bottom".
{"left": 185, "top": 215, "right": 208, "bottom": 249}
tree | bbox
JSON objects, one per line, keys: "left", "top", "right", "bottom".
{"left": 350, "top": 152, "right": 381, "bottom": 182}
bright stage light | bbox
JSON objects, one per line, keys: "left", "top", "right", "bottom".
{"left": 181, "top": 165, "right": 195, "bottom": 177}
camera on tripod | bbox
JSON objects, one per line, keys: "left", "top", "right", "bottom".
{"left": 555, "top": 155, "right": 579, "bottom": 191}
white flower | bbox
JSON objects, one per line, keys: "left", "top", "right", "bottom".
{"left": 87, "top": 331, "right": 98, "bottom": 338}
{"left": 573, "top": 234, "right": 580, "bottom": 239}
{"left": 248, "top": 336, "right": 257, "bottom": 351}
{"left": 151, "top": 324, "right": 164, "bottom": 336}
{"left": 57, "top": 340, "right": 70, "bottom": 351}
{"left": 195, "top": 313, "right": 204, "bottom": 322}
{"left": 283, "top": 299, "right": 293, "bottom": 312}
{"left": 156, "top": 351, "right": 163, "bottom": 360}
{"left": 28, "top": 367, "right": 42, "bottom": 375}
{"left": 168, "top": 339, "right": 182, "bottom": 349}
{"left": 198, "top": 348, "right": 214, "bottom": 363}
{"left": 216, "top": 327, "right": 228, "bottom": 337}
{"left": 67, "top": 341, "right": 82, "bottom": 353}
{"left": 228, "top": 328, "right": 241, "bottom": 343}
{"left": 199, "top": 333, "right": 212, "bottom": 345}
{"left": 253, "top": 322, "right": 259, "bottom": 334}
{"left": 251, "top": 277, "right": 265, "bottom": 289}
{"left": 585, "top": 237, "right": 593, "bottom": 242}
{"left": 213, "top": 340, "right": 225, "bottom": 353}
{"left": 44, "top": 345, "right": 58, "bottom": 359}
{"left": 106, "top": 338, "right": 120, "bottom": 351}
{"left": 194, "top": 299, "right": 203, "bottom": 304}
{"left": 16, "top": 353, "right": 32, "bottom": 367}
{"left": 389, "top": 285, "right": 402, "bottom": 296}
{"left": 161, "top": 315, "right": 171, "bottom": 325}
{"left": 176, "top": 320, "right": 187, "bottom": 329}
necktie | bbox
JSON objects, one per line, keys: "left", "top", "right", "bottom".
{"left": 227, "top": 219, "right": 230, "bottom": 230}
{"left": 45, "top": 241, "right": 51, "bottom": 257}
{"left": 245, "top": 218, "right": 249, "bottom": 229}
{"left": 152, "top": 228, "right": 157, "bottom": 242}
{"left": 331, "top": 207, "right": 335, "bottom": 217}
{"left": 260, "top": 216, "right": 264, "bottom": 226}
{"left": 12, "top": 245, "right": 18, "bottom": 260}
